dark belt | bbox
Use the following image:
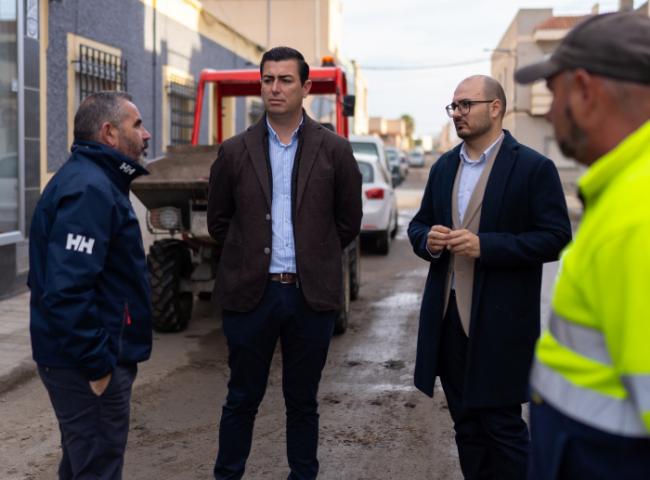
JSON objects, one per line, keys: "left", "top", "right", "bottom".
{"left": 269, "top": 272, "right": 298, "bottom": 284}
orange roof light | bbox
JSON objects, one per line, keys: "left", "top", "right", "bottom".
{"left": 321, "top": 55, "right": 335, "bottom": 66}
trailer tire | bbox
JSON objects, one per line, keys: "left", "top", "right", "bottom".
{"left": 148, "top": 239, "right": 193, "bottom": 332}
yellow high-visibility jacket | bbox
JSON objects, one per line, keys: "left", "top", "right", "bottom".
{"left": 531, "top": 120, "right": 650, "bottom": 437}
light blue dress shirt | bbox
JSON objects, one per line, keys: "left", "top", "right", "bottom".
{"left": 267, "top": 117, "right": 303, "bottom": 274}
{"left": 444, "top": 133, "right": 505, "bottom": 290}
{"left": 457, "top": 132, "right": 504, "bottom": 223}
{"left": 427, "top": 132, "right": 504, "bottom": 261}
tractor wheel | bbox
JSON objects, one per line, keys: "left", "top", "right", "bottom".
{"left": 148, "top": 239, "right": 193, "bottom": 332}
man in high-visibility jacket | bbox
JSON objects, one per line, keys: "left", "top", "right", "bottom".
{"left": 515, "top": 11, "right": 650, "bottom": 479}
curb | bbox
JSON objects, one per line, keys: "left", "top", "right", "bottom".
{"left": 0, "top": 358, "right": 37, "bottom": 395}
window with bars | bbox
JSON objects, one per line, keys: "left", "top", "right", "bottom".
{"left": 167, "top": 79, "right": 196, "bottom": 145}
{"left": 75, "top": 44, "right": 127, "bottom": 103}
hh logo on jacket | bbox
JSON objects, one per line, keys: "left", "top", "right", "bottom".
{"left": 66, "top": 233, "right": 95, "bottom": 254}
{"left": 119, "top": 162, "right": 136, "bottom": 176}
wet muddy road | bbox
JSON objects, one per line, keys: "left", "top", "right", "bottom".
{"left": 2, "top": 164, "right": 558, "bottom": 479}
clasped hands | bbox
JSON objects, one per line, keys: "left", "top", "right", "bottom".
{"left": 427, "top": 225, "right": 480, "bottom": 258}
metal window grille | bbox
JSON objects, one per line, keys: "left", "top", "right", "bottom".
{"left": 75, "top": 44, "right": 127, "bottom": 103}
{"left": 167, "top": 80, "right": 196, "bottom": 145}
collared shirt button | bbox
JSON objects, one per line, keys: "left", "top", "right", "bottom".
{"left": 266, "top": 213, "right": 271, "bottom": 221}
{"left": 264, "top": 247, "right": 270, "bottom": 255}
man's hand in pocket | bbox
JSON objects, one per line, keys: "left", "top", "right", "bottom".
{"left": 89, "top": 372, "right": 112, "bottom": 396}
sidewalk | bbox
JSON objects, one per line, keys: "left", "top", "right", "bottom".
{"left": 0, "top": 291, "right": 34, "bottom": 394}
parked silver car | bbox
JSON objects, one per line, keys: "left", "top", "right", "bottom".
{"left": 384, "top": 146, "right": 408, "bottom": 185}
{"left": 408, "top": 149, "right": 425, "bottom": 168}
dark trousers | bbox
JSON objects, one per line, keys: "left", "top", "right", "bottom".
{"left": 438, "top": 292, "right": 529, "bottom": 480}
{"left": 214, "top": 281, "right": 336, "bottom": 480}
{"left": 528, "top": 395, "right": 650, "bottom": 480}
{"left": 38, "top": 364, "right": 137, "bottom": 480}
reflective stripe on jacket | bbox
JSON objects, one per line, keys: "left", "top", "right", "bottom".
{"left": 532, "top": 120, "right": 650, "bottom": 437}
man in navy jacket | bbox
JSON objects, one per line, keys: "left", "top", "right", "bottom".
{"left": 29, "top": 91, "right": 152, "bottom": 479}
{"left": 408, "top": 76, "right": 571, "bottom": 479}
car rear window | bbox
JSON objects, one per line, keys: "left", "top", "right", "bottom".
{"left": 351, "top": 142, "right": 379, "bottom": 158}
{"left": 356, "top": 161, "right": 374, "bottom": 184}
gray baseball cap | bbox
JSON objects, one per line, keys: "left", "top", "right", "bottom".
{"left": 515, "top": 11, "right": 650, "bottom": 84}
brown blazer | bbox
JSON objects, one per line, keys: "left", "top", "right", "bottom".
{"left": 207, "top": 114, "right": 362, "bottom": 312}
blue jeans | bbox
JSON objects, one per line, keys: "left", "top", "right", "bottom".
{"left": 214, "top": 282, "right": 336, "bottom": 480}
{"left": 38, "top": 364, "right": 137, "bottom": 480}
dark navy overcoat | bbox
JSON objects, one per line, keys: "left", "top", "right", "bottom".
{"left": 408, "top": 131, "right": 571, "bottom": 407}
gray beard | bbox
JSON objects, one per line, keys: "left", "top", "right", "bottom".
{"left": 557, "top": 105, "right": 588, "bottom": 160}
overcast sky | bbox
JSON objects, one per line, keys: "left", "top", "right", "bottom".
{"left": 340, "top": 0, "right": 638, "bottom": 137}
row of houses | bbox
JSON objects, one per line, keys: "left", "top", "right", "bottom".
{"left": 438, "top": 0, "right": 650, "bottom": 187}
{"left": 0, "top": 0, "right": 370, "bottom": 299}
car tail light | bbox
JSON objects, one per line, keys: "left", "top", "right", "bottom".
{"left": 365, "top": 188, "right": 384, "bottom": 199}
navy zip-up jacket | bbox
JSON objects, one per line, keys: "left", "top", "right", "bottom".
{"left": 28, "top": 141, "right": 152, "bottom": 380}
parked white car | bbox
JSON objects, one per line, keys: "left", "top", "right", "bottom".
{"left": 355, "top": 152, "right": 398, "bottom": 255}
{"left": 385, "top": 146, "right": 408, "bottom": 184}
{"left": 408, "top": 149, "right": 425, "bottom": 168}
{"left": 349, "top": 135, "right": 391, "bottom": 175}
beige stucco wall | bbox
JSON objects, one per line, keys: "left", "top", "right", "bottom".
{"left": 492, "top": 8, "right": 578, "bottom": 171}
{"left": 385, "top": 119, "right": 405, "bottom": 136}
{"left": 351, "top": 61, "right": 369, "bottom": 134}
{"left": 202, "top": 0, "right": 342, "bottom": 65}
{"left": 201, "top": 0, "right": 369, "bottom": 136}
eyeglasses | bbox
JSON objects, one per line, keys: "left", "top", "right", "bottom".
{"left": 445, "top": 99, "right": 495, "bottom": 118}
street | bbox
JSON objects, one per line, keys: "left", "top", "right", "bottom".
{"left": 0, "top": 162, "right": 558, "bottom": 480}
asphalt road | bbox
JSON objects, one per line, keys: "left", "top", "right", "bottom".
{"left": 0, "top": 160, "right": 559, "bottom": 479}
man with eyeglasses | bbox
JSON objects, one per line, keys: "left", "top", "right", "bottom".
{"left": 408, "top": 75, "right": 571, "bottom": 479}
{"left": 516, "top": 12, "right": 650, "bottom": 479}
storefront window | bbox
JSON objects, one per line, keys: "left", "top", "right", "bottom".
{"left": 0, "top": 0, "right": 18, "bottom": 235}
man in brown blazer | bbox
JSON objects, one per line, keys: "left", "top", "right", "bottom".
{"left": 408, "top": 75, "right": 571, "bottom": 479}
{"left": 207, "top": 46, "right": 362, "bottom": 480}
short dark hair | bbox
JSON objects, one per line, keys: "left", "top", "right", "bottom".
{"left": 73, "top": 91, "right": 133, "bottom": 142}
{"left": 260, "top": 46, "right": 310, "bottom": 85}
{"left": 483, "top": 77, "right": 507, "bottom": 118}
